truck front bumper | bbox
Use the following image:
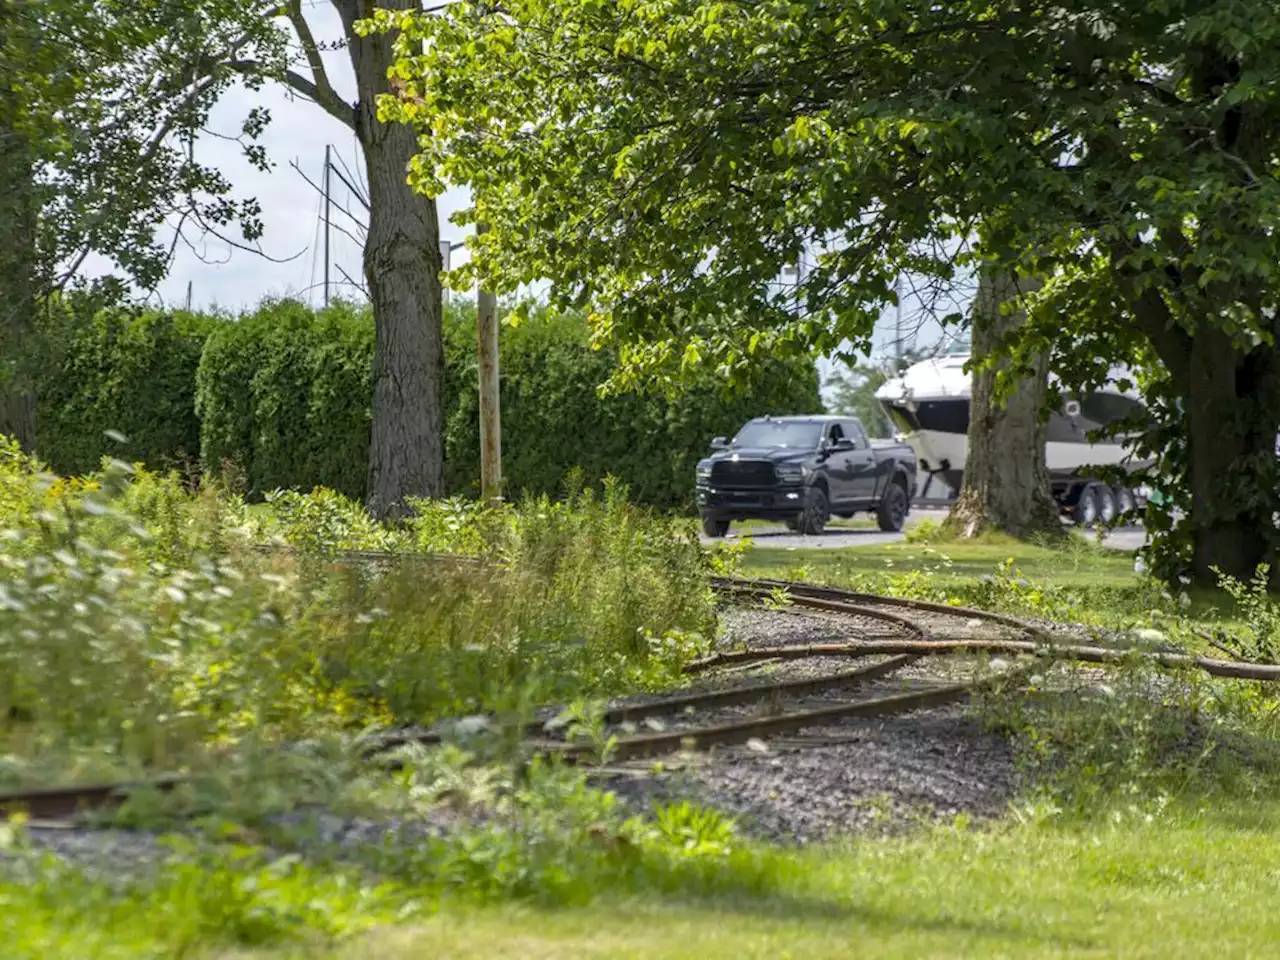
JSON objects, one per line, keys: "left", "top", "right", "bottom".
{"left": 696, "top": 484, "right": 805, "bottom": 520}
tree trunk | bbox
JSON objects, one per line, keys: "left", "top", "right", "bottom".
{"left": 1182, "top": 329, "right": 1277, "bottom": 584}
{"left": 350, "top": 0, "right": 444, "bottom": 520}
{"left": 944, "top": 267, "right": 1061, "bottom": 539}
{"left": 0, "top": 64, "right": 37, "bottom": 452}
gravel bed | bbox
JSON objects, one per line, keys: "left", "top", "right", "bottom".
{"left": 3, "top": 826, "right": 179, "bottom": 885}
{"left": 600, "top": 703, "right": 1016, "bottom": 845}
{"left": 6, "top": 807, "right": 485, "bottom": 881}
{"left": 716, "top": 605, "right": 900, "bottom": 649}
{"left": 588, "top": 606, "right": 1022, "bottom": 843}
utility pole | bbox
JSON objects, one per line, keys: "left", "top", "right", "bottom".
{"left": 893, "top": 272, "right": 904, "bottom": 371}
{"left": 322, "top": 144, "right": 331, "bottom": 306}
{"left": 475, "top": 225, "right": 501, "bottom": 503}
{"left": 185, "top": 281, "right": 192, "bottom": 312}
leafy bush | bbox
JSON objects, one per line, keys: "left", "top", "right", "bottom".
{"left": 338, "top": 742, "right": 768, "bottom": 907}
{"left": 195, "top": 298, "right": 374, "bottom": 500}
{"left": 441, "top": 304, "right": 821, "bottom": 507}
{"left": 32, "top": 295, "right": 216, "bottom": 476}
{"left": 302, "top": 479, "right": 717, "bottom": 721}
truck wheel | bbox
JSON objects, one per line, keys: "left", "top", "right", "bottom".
{"left": 1076, "top": 486, "right": 1099, "bottom": 527}
{"left": 701, "top": 515, "right": 730, "bottom": 538}
{"left": 798, "top": 487, "right": 829, "bottom": 535}
{"left": 784, "top": 516, "right": 800, "bottom": 532}
{"left": 876, "top": 482, "right": 909, "bottom": 533}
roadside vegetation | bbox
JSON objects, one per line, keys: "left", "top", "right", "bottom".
{"left": 5, "top": 443, "right": 1280, "bottom": 958}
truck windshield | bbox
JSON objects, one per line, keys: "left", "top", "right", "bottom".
{"left": 732, "top": 421, "right": 823, "bottom": 449}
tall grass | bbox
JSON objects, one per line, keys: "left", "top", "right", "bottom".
{"left": 0, "top": 441, "right": 718, "bottom": 786}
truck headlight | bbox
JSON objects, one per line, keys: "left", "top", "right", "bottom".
{"left": 696, "top": 461, "right": 712, "bottom": 483}
{"left": 775, "top": 463, "right": 803, "bottom": 482}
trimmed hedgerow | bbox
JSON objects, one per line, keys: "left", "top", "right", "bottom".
{"left": 194, "top": 299, "right": 373, "bottom": 500}
{"left": 32, "top": 296, "right": 216, "bottom": 477}
{"left": 37, "top": 296, "right": 819, "bottom": 508}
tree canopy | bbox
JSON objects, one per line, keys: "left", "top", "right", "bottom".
{"left": 3, "top": 0, "right": 285, "bottom": 293}
{"left": 379, "top": 0, "right": 1280, "bottom": 583}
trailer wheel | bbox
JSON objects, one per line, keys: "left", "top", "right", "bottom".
{"left": 1095, "top": 485, "right": 1117, "bottom": 526}
{"left": 1076, "top": 486, "right": 1099, "bottom": 527}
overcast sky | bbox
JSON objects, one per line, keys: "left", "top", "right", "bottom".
{"left": 81, "top": 5, "right": 967, "bottom": 380}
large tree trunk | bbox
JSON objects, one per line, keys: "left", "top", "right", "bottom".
{"left": 944, "top": 268, "right": 1061, "bottom": 539}
{"left": 349, "top": 0, "right": 445, "bottom": 521}
{"left": 1182, "top": 328, "right": 1277, "bottom": 584}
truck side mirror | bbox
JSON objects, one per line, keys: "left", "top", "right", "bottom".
{"left": 710, "top": 436, "right": 728, "bottom": 450}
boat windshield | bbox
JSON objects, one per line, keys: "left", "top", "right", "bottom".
{"left": 942, "top": 330, "right": 971, "bottom": 357}
{"left": 732, "top": 420, "right": 824, "bottom": 449}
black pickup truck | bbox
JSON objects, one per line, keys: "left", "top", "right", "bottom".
{"left": 695, "top": 415, "right": 918, "bottom": 537}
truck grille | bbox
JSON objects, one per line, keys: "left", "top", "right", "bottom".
{"left": 710, "top": 460, "right": 775, "bottom": 488}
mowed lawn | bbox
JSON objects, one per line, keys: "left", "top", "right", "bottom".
{"left": 229, "top": 803, "right": 1280, "bottom": 959}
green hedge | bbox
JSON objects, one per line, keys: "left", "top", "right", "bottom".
{"left": 195, "top": 300, "right": 373, "bottom": 500}
{"left": 32, "top": 297, "right": 214, "bottom": 476}
{"left": 441, "top": 308, "right": 820, "bottom": 507}
{"left": 34, "top": 297, "right": 820, "bottom": 509}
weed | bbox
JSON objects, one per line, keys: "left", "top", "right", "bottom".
{"left": 902, "top": 517, "right": 941, "bottom": 543}
{"left": 1203, "top": 564, "right": 1280, "bottom": 662}
{"left": 977, "top": 657, "right": 1280, "bottom": 817}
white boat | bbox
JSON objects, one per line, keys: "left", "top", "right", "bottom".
{"left": 873, "top": 337, "right": 1151, "bottom": 519}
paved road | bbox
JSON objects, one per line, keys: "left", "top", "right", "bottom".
{"left": 702, "top": 509, "right": 1148, "bottom": 552}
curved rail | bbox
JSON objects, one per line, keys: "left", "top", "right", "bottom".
{"left": 713, "top": 575, "right": 1045, "bottom": 639}
{"left": 543, "top": 673, "right": 1007, "bottom": 763}
{"left": 713, "top": 575, "right": 1280, "bottom": 682}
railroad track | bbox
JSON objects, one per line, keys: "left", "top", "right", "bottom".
{"left": 6, "top": 558, "right": 1276, "bottom": 822}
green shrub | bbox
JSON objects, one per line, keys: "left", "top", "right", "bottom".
{"left": 441, "top": 304, "right": 821, "bottom": 508}
{"left": 0, "top": 461, "right": 717, "bottom": 783}
{"left": 298, "top": 479, "right": 717, "bottom": 722}
{"left": 32, "top": 295, "right": 216, "bottom": 476}
{"left": 36, "top": 295, "right": 818, "bottom": 508}
{"left": 195, "top": 299, "right": 373, "bottom": 500}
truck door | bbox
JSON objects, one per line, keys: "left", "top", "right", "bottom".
{"left": 841, "top": 419, "right": 880, "bottom": 502}
{"left": 823, "top": 422, "right": 857, "bottom": 507}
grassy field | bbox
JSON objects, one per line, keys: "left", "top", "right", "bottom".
{"left": 339, "top": 806, "right": 1280, "bottom": 959}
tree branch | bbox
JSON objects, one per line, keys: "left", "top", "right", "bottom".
{"left": 280, "top": 0, "right": 358, "bottom": 129}
{"left": 1124, "top": 279, "right": 1192, "bottom": 391}
{"left": 228, "top": 60, "right": 356, "bottom": 130}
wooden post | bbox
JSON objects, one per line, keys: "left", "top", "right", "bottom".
{"left": 476, "top": 226, "right": 501, "bottom": 503}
